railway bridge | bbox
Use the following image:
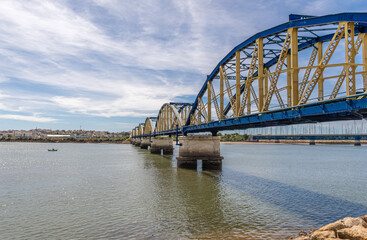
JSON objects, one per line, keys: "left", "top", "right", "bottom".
{"left": 131, "top": 13, "right": 367, "bottom": 169}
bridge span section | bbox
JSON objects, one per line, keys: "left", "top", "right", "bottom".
{"left": 131, "top": 13, "right": 367, "bottom": 169}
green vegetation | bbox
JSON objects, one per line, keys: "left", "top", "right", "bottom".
{"left": 218, "top": 133, "right": 249, "bottom": 142}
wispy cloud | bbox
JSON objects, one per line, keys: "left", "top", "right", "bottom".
{"left": 0, "top": 114, "right": 56, "bottom": 123}
{"left": 0, "top": 0, "right": 363, "bottom": 130}
{"left": 0, "top": 0, "right": 203, "bottom": 124}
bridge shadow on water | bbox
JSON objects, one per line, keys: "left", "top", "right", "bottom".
{"left": 206, "top": 168, "right": 367, "bottom": 226}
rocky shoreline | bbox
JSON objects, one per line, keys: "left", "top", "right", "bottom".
{"left": 290, "top": 215, "right": 367, "bottom": 239}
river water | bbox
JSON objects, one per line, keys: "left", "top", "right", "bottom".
{"left": 1, "top": 142, "right": 366, "bottom": 239}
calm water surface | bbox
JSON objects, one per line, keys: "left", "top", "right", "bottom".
{"left": 1, "top": 142, "right": 366, "bottom": 239}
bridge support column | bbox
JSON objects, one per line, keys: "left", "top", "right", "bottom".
{"left": 150, "top": 137, "right": 173, "bottom": 154}
{"left": 309, "top": 139, "right": 316, "bottom": 145}
{"left": 354, "top": 139, "right": 361, "bottom": 146}
{"left": 134, "top": 138, "right": 141, "bottom": 147}
{"left": 140, "top": 138, "right": 151, "bottom": 149}
{"left": 177, "top": 136, "right": 223, "bottom": 170}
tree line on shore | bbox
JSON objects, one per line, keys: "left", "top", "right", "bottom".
{"left": 217, "top": 133, "right": 249, "bottom": 142}
{"left": 1, "top": 133, "right": 250, "bottom": 143}
{"left": 0, "top": 136, "right": 131, "bottom": 143}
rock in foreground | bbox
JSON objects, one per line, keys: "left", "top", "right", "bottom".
{"left": 290, "top": 214, "right": 367, "bottom": 240}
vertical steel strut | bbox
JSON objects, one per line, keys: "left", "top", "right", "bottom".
{"left": 299, "top": 23, "right": 345, "bottom": 105}
{"left": 329, "top": 34, "right": 362, "bottom": 99}
{"left": 262, "top": 30, "right": 292, "bottom": 111}
{"left": 240, "top": 41, "right": 259, "bottom": 115}
{"left": 298, "top": 47, "right": 318, "bottom": 99}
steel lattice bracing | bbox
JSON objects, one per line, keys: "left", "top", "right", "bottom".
{"left": 143, "top": 117, "right": 157, "bottom": 135}
{"left": 131, "top": 13, "right": 367, "bottom": 138}
{"left": 152, "top": 103, "right": 192, "bottom": 135}
{"left": 138, "top": 123, "right": 144, "bottom": 136}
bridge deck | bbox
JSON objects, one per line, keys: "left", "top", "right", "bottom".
{"left": 137, "top": 93, "right": 367, "bottom": 138}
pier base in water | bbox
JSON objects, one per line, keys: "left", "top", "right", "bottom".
{"left": 135, "top": 138, "right": 141, "bottom": 147}
{"left": 131, "top": 138, "right": 141, "bottom": 146}
{"left": 309, "top": 140, "right": 316, "bottom": 145}
{"left": 150, "top": 137, "right": 173, "bottom": 154}
{"left": 354, "top": 139, "right": 361, "bottom": 146}
{"left": 177, "top": 136, "right": 223, "bottom": 170}
{"left": 140, "top": 138, "right": 151, "bottom": 149}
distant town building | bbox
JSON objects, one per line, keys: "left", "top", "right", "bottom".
{"left": 46, "top": 135, "right": 71, "bottom": 138}
{"left": 0, "top": 129, "right": 130, "bottom": 139}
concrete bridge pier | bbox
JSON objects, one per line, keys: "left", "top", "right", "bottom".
{"left": 309, "top": 139, "right": 316, "bottom": 145}
{"left": 140, "top": 138, "right": 151, "bottom": 149}
{"left": 134, "top": 138, "right": 141, "bottom": 147}
{"left": 354, "top": 139, "right": 361, "bottom": 146}
{"left": 150, "top": 137, "right": 173, "bottom": 154}
{"left": 131, "top": 138, "right": 139, "bottom": 146}
{"left": 176, "top": 136, "right": 223, "bottom": 170}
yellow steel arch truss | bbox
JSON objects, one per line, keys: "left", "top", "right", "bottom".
{"left": 138, "top": 124, "right": 144, "bottom": 136}
{"left": 187, "top": 21, "right": 367, "bottom": 124}
{"left": 155, "top": 104, "right": 191, "bottom": 132}
{"left": 143, "top": 118, "right": 154, "bottom": 135}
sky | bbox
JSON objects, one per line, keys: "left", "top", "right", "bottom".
{"left": 0, "top": 0, "right": 366, "bottom": 132}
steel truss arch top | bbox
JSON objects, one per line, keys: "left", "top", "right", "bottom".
{"left": 132, "top": 127, "right": 138, "bottom": 137}
{"left": 132, "top": 103, "right": 192, "bottom": 137}
{"left": 143, "top": 117, "right": 156, "bottom": 135}
{"left": 155, "top": 102, "right": 192, "bottom": 133}
{"left": 138, "top": 123, "right": 144, "bottom": 136}
{"left": 186, "top": 12, "right": 367, "bottom": 126}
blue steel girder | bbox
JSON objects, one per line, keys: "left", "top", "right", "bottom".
{"left": 289, "top": 14, "right": 316, "bottom": 21}
{"left": 131, "top": 93, "right": 367, "bottom": 138}
{"left": 169, "top": 102, "right": 192, "bottom": 112}
{"left": 176, "top": 103, "right": 193, "bottom": 113}
{"left": 224, "top": 63, "right": 251, "bottom": 74}
{"left": 182, "top": 93, "right": 367, "bottom": 135}
{"left": 213, "top": 75, "right": 247, "bottom": 81}
{"left": 186, "top": 13, "right": 367, "bottom": 125}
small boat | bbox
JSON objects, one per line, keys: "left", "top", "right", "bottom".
{"left": 48, "top": 149, "right": 58, "bottom": 151}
